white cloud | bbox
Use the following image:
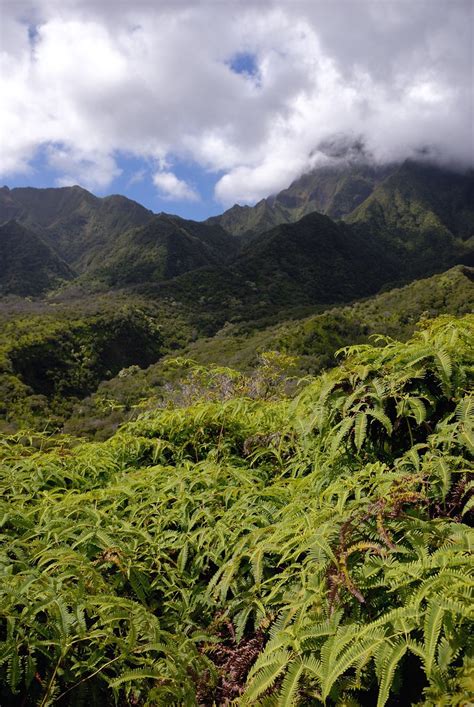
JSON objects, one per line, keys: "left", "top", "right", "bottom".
{"left": 47, "top": 144, "right": 121, "bottom": 189}
{"left": 152, "top": 171, "right": 199, "bottom": 202}
{"left": 0, "top": 0, "right": 472, "bottom": 205}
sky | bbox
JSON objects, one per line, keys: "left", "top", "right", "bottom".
{"left": 0, "top": 0, "right": 473, "bottom": 220}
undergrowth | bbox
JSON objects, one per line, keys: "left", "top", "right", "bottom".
{"left": 0, "top": 315, "right": 472, "bottom": 705}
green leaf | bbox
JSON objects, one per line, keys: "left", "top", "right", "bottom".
{"left": 277, "top": 660, "right": 303, "bottom": 706}
{"left": 376, "top": 640, "right": 407, "bottom": 707}
{"left": 423, "top": 602, "right": 444, "bottom": 677}
{"left": 354, "top": 413, "right": 368, "bottom": 451}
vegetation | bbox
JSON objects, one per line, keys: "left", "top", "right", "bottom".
{"left": 207, "top": 163, "right": 392, "bottom": 238}
{"left": 0, "top": 221, "right": 73, "bottom": 296}
{"left": 0, "top": 185, "right": 153, "bottom": 272}
{"left": 185, "top": 265, "right": 474, "bottom": 372}
{"left": 83, "top": 214, "right": 238, "bottom": 289}
{"left": 0, "top": 316, "right": 472, "bottom": 705}
{"left": 0, "top": 295, "right": 193, "bottom": 433}
{"left": 2, "top": 163, "right": 472, "bottom": 329}
{"left": 65, "top": 265, "right": 473, "bottom": 440}
{"left": 0, "top": 161, "right": 473, "bottom": 704}
{"left": 153, "top": 210, "right": 404, "bottom": 331}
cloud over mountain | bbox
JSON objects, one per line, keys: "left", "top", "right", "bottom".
{"left": 1, "top": 0, "right": 472, "bottom": 205}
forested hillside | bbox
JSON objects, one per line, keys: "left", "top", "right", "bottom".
{"left": 0, "top": 296, "right": 192, "bottom": 432}
{"left": 64, "top": 265, "right": 474, "bottom": 440}
{"left": 82, "top": 214, "right": 239, "bottom": 288}
{"left": 1, "top": 316, "right": 472, "bottom": 705}
{"left": 0, "top": 220, "right": 73, "bottom": 296}
{"left": 0, "top": 185, "right": 154, "bottom": 272}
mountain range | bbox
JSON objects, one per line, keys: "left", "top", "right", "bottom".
{"left": 1, "top": 160, "right": 472, "bottom": 317}
{"left": 206, "top": 162, "right": 394, "bottom": 237}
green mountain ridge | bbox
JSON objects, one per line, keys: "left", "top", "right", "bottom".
{"left": 0, "top": 164, "right": 472, "bottom": 705}
{"left": 1, "top": 161, "right": 473, "bottom": 312}
{"left": 83, "top": 213, "right": 240, "bottom": 287}
{"left": 347, "top": 161, "right": 474, "bottom": 277}
{"left": 0, "top": 162, "right": 474, "bottom": 436}
{"left": 207, "top": 162, "right": 395, "bottom": 237}
{"left": 155, "top": 185, "right": 473, "bottom": 333}
{"left": 0, "top": 185, "right": 154, "bottom": 272}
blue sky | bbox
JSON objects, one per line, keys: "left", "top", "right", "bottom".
{"left": 4, "top": 147, "right": 228, "bottom": 220}
{"left": 1, "top": 1, "right": 472, "bottom": 221}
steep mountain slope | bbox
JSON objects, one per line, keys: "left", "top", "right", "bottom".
{"left": 1, "top": 161, "right": 472, "bottom": 312}
{"left": 349, "top": 161, "right": 474, "bottom": 238}
{"left": 154, "top": 211, "right": 402, "bottom": 330}
{"left": 153, "top": 162, "right": 473, "bottom": 331}
{"left": 208, "top": 161, "right": 474, "bottom": 256}
{"left": 207, "top": 163, "right": 394, "bottom": 237}
{"left": 84, "top": 213, "right": 240, "bottom": 287}
{"left": 0, "top": 185, "right": 154, "bottom": 271}
{"left": 0, "top": 220, "right": 73, "bottom": 296}
{"left": 348, "top": 161, "right": 474, "bottom": 274}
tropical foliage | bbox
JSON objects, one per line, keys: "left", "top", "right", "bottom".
{"left": 0, "top": 295, "right": 192, "bottom": 433}
{"left": 0, "top": 315, "right": 472, "bottom": 705}
{"left": 64, "top": 265, "right": 473, "bottom": 440}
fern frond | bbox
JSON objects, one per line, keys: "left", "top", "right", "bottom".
{"left": 277, "top": 659, "right": 303, "bottom": 706}
{"left": 376, "top": 640, "right": 407, "bottom": 707}
{"left": 423, "top": 602, "right": 444, "bottom": 677}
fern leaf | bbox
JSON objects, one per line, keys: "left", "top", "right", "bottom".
{"left": 462, "top": 495, "right": 474, "bottom": 517}
{"left": 329, "top": 417, "right": 354, "bottom": 455}
{"left": 354, "top": 413, "right": 368, "bottom": 451}
{"left": 243, "top": 654, "right": 290, "bottom": 704}
{"left": 434, "top": 349, "right": 453, "bottom": 385}
{"left": 423, "top": 602, "right": 444, "bottom": 677}
{"left": 368, "top": 408, "right": 393, "bottom": 435}
{"left": 251, "top": 548, "right": 264, "bottom": 587}
{"left": 376, "top": 640, "right": 407, "bottom": 707}
{"left": 407, "top": 397, "right": 427, "bottom": 424}
{"left": 321, "top": 631, "right": 385, "bottom": 700}
{"left": 277, "top": 660, "right": 303, "bottom": 706}
{"left": 108, "top": 667, "right": 165, "bottom": 687}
